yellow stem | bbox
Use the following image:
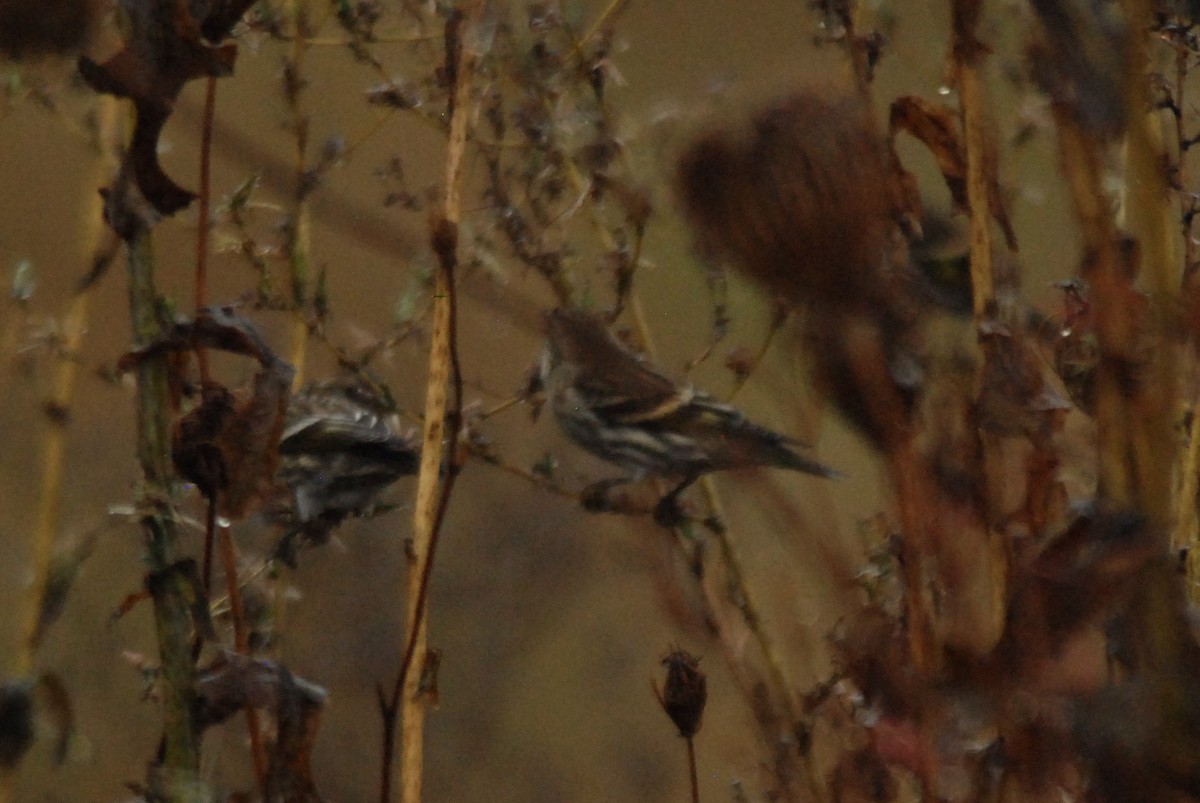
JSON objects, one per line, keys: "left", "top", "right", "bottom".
{"left": 400, "top": 8, "right": 479, "bottom": 802}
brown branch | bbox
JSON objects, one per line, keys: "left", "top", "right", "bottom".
{"left": 380, "top": 7, "right": 479, "bottom": 803}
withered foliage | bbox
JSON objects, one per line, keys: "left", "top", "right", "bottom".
{"left": 889, "top": 95, "right": 1018, "bottom": 251}
{"left": 77, "top": 0, "right": 257, "bottom": 217}
{"left": 195, "top": 652, "right": 327, "bottom": 802}
{"left": 119, "top": 306, "right": 294, "bottom": 517}
{"left": 656, "top": 649, "right": 707, "bottom": 739}
{"left": 16, "top": 0, "right": 1200, "bottom": 801}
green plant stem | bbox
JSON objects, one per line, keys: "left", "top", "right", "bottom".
{"left": 127, "top": 226, "right": 203, "bottom": 797}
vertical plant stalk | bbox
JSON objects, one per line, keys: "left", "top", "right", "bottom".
{"left": 0, "top": 85, "right": 121, "bottom": 803}
{"left": 13, "top": 96, "right": 120, "bottom": 680}
{"left": 286, "top": 0, "right": 313, "bottom": 387}
{"left": 954, "top": 29, "right": 995, "bottom": 315}
{"left": 394, "top": 8, "right": 478, "bottom": 803}
{"left": 1051, "top": 107, "right": 1135, "bottom": 501}
{"left": 695, "top": 478, "right": 824, "bottom": 802}
{"left": 952, "top": 0, "right": 1009, "bottom": 652}
{"left": 1121, "top": 0, "right": 1177, "bottom": 529}
{"left": 195, "top": 76, "right": 218, "bottom": 607}
{"left": 127, "top": 226, "right": 203, "bottom": 793}
{"left": 1119, "top": 0, "right": 1191, "bottom": 677}
{"left": 271, "top": 0, "right": 314, "bottom": 663}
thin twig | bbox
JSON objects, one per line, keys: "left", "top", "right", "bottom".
{"left": 686, "top": 736, "right": 699, "bottom": 803}
{"left": 218, "top": 526, "right": 268, "bottom": 793}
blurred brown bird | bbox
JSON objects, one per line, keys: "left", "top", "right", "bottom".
{"left": 538, "top": 308, "right": 838, "bottom": 523}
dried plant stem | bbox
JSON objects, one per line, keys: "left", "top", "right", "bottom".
{"left": 1175, "top": 41, "right": 1196, "bottom": 278}
{"left": 389, "top": 9, "right": 478, "bottom": 803}
{"left": 195, "top": 76, "right": 216, "bottom": 378}
{"left": 0, "top": 81, "right": 120, "bottom": 803}
{"left": 127, "top": 225, "right": 202, "bottom": 791}
{"left": 12, "top": 95, "right": 120, "bottom": 682}
{"left": 1051, "top": 108, "right": 1136, "bottom": 502}
{"left": 271, "top": 0, "right": 314, "bottom": 663}
{"left": 952, "top": 0, "right": 1010, "bottom": 652}
{"left": 196, "top": 77, "right": 217, "bottom": 605}
{"left": 956, "top": 60, "right": 995, "bottom": 314}
{"left": 218, "top": 526, "right": 268, "bottom": 793}
{"left": 1121, "top": 0, "right": 1177, "bottom": 528}
{"left": 685, "top": 736, "right": 699, "bottom": 803}
{"left": 627, "top": 295, "right": 819, "bottom": 801}
{"left": 286, "top": 0, "right": 313, "bottom": 387}
{"left": 696, "top": 479, "right": 824, "bottom": 802}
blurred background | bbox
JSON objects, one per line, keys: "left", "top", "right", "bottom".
{"left": 0, "top": 1, "right": 1078, "bottom": 800}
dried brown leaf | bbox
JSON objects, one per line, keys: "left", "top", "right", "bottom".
{"left": 122, "top": 307, "right": 295, "bottom": 517}
{"left": 195, "top": 652, "right": 327, "bottom": 801}
{"left": 77, "top": 0, "right": 256, "bottom": 217}
{"left": 889, "top": 96, "right": 1017, "bottom": 250}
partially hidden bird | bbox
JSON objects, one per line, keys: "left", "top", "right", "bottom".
{"left": 274, "top": 378, "right": 420, "bottom": 562}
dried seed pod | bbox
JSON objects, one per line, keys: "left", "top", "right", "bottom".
{"left": 657, "top": 649, "right": 707, "bottom": 738}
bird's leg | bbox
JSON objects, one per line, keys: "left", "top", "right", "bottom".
{"left": 654, "top": 475, "right": 699, "bottom": 529}
{"left": 580, "top": 476, "right": 634, "bottom": 512}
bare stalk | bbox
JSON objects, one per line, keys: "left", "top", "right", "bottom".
{"left": 14, "top": 95, "right": 120, "bottom": 679}
{"left": 127, "top": 225, "right": 203, "bottom": 796}
{"left": 285, "top": 0, "right": 313, "bottom": 386}
{"left": 1121, "top": 0, "right": 1178, "bottom": 529}
{"left": 382, "top": 8, "right": 479, "bottom": 803}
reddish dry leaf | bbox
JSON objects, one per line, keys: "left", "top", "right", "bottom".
{"left": 77, "top": 0, "right": 256, "bottom": 218}
{"left": 889, "top": 95, "right": 1017, "bottom": 251}
{"left": 121, "top": 307, "right": 295, "bottom": 518}
{"left": 890, "top": 97, "right": 968, "bottom": 214}
{"left": 194, "top": 652, "right": 327, "bottom": 802}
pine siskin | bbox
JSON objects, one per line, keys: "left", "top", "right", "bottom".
{"left": 539, "top": 308, "right": 838, "bottom": 522}
{"left": 273, "top": 378, "right": 419, "bottom": 560}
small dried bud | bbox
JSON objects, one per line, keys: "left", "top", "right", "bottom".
{"left": 658, "top": 649, "right": 707, "bottom": 738}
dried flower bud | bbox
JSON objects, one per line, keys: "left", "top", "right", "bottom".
{"left": 658, "top": 649, "right": 707, "bottom": 738}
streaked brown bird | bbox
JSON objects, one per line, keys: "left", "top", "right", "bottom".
{"left": 538, "top": 308, "right": 838, "bottom": 523}
{"left": 273, "top": 379, "right": 419, "bottom": 561}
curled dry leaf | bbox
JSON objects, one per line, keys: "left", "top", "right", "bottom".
{"left": 77, "top": 0, "right": 257, "bottom": 220}
{"left": 195, "top": 652, "right": 327, "bottom": 802}
{"left": 120, "top": 306, "right": 295, "bottom": 518}
{"left": 889, "top": 95, "right": 1017, "bottom": 251}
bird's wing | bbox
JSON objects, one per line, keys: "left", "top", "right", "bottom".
{"left": 579, "top": 358, "right": 695, "bottom": 424}
{"left": 664, "top": 394, "right": 840, "bottom": 478}
{"left": 281, "top": 412, "right": 405, "bottom": 454}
